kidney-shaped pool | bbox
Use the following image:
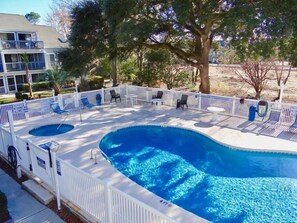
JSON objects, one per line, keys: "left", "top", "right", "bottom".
{"left": 99, "top": 125, "right": 297, "bottom": 223}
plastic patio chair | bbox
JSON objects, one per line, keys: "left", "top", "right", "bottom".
{"left": 81, "top": 97, "right": 95, "bottom": 109}
{"left": 262, "top": 110, "right": 281, "bottom": 129}
{"left": 50, "top": 103, "right": 69, "bottom": 115}
{"left": 176, "top": 95, "right": 188, "bottom": 110}
{"left": 289, "top": 114, "right": 297, "bottom": 133}
{"left": 152, "top": 91, "right": 163, "bottom": 99}
{"left": 152, "top": 91, "right": 163, "bottom": 105}
{"left": 110, "top": 90, "right": 121, "bottom": 102}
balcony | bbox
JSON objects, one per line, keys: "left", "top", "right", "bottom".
{"left": 0, "top": 40, "right": 44, "bottom": 50}
{"left": 6, "top": 61, "right": 46, "bottom": 72}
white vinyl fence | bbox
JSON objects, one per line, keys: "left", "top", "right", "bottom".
{"left": 0, "top": 84, "right": 297, "bottom": 223}
{"left": 0, "top": 119, "right": 179, "bottom": 223}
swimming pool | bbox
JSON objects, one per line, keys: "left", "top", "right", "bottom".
{"left": 99, "top": 125, "right": 297, "bottom": 223}
{"left": 29, "top": 124, "right": 74, "bottom": 136}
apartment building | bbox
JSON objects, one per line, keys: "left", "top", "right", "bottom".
{"left": 0, "top": 13, "right": 68, "bottom": 94}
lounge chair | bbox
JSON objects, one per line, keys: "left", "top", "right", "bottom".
{"left": 262, "top": 110, "right": 281, "bottom": 129}
{"left": 50, "top": 103, "right": 68, "bottom": 115}
{"left": 289, "top": 114, "right": 297, "bottom": 133}
{"left": 110, "top": 90, "right": 121, "bottom": 102}
{"left": 152, "top": 91, "right": 163, "bottom": 105}
{"left": 176, "top": 95, "right": 188, "bottom": 110}
{"left": 81, "top": 97, "right": 95, "bottom": 109}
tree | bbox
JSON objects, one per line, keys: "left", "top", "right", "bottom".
{"left": 115, "top": 0, "right": 296, "bottom": 93}
{"left": 25, "top": 12, "right": 40, "bottom": 24}
{"left": 21, "top": 54, "right": 33, "bottom": 98}
{"left": 46, "top": 67, "right": 70, "bottom": 95}
{"left": 60, "top": 0, "right": 133, "bottom": 86}
{"left": 236, "top": 59, "right": 274, "bottom": 99}
{"left": 272, "top": 61, "right": 292, "bottom": 101}
{"left": 45, "top": 0, "right": 77, "bottom": 38}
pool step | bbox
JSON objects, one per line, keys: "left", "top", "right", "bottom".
{"left": 22, "top": 179, "right": 54, "bottom": 205}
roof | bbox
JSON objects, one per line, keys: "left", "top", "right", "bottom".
{"left": 0, "top": 13, "right": 68, "bottom": 49}
{"left": 34, "top": 25, "right": 68, "bottom": 49}
{"left": 0, "top": 13, "right": 37, "bottom": 32}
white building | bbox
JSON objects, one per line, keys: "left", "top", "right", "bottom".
{"left": 0, "top": 13, "right": 68, "bottom": 94}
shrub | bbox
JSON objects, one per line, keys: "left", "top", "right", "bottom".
{"left": 23, "top": 81, "right": 50, "bottom": 92}
{"left": 15, "top": 92, "right": 29, "bottom": 101}
{"left": 89, "top": 76, "right": 104, "bottom": 90}
{"left": 0, "top": 191, "right": 10, "bottom": 222}
{"left": 15, "top": 92, "right": 23, "bottom": 101}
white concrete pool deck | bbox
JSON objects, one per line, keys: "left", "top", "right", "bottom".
{"left": 11, "top": 102, "right": 297, "bottom": 223}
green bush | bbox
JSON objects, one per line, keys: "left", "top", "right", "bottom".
{"left": 23, "top": 81, "right": 50, "bottom": 92}
{"left": 15, "top": 92, "right": 29, "bottom": 101}
{"left": 89, "top": 76, "right": 104, "bottom": 90}
{"left": 0, "top": 191, "right": 10, "bottom": 222}
{"left": 15, "top": 92, "right": 23, "bottom": 101}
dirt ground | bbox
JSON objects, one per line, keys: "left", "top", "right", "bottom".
{"left": 208, "top": 65, "right": 297, "bottom": 104}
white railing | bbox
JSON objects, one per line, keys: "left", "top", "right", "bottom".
{"left": 57, "top": 159, "right": 107, "bottom": 222}
{"left": 1, "top": 84, "right": 297, "bottom": 126}
{"left": 110, "top": 186, "right": 177, "bottom": 223}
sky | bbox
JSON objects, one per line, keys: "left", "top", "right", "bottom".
{"left": 0, "top": 0, "right": 52, "bottom": 24}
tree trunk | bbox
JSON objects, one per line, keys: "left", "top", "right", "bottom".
{"left": 25, "top": 66, "right": 33, "bottom": 98}
{"left": 111, "top": 56, "right": 118, "bottom": 86}
{"left": 198, "top": 40, "right": 211, "bottom": 94}
{"left": 137, "top": 50, "right": 143, "bottom": 80}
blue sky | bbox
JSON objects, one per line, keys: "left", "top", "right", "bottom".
{"left": 0, "top": 0, "right": 52, "bottom": 24}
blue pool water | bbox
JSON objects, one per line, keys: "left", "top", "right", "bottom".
{"left": 29, "top": 124, "right": 74, "bottom": 136}
{"left": 99, "top": 125, "right": 297, "bottom": 223}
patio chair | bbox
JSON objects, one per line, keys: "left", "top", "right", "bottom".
{"left": 50, "top": 102, "right": 69, "bottom": 115}
{"left": 81, "top": 97, "right": 95, "bottom": 109}
{"left": 289, "top": 114, "right": 297, "bottom": 133}
{"left": 176, "top": 94, "right": 188, "bottom": 110}
{"left": 110, "top": 90, "right": 121, "bottom": 103}
{"left": 262, "top": 110, "right": 281, "bottom": 130}
{"left": 152, "top": 91, "right": 163, "bottom": 105}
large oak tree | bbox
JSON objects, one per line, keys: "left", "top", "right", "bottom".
{"left": 116, "top": 0, "right": 296, "bottom": 93}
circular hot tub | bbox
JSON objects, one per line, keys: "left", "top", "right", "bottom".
{"left": 29, "top": 124, "right": 74, "bottom": 136}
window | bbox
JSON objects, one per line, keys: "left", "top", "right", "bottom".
{"left": 49, "top": 54, "right": 56, "bottom": 62}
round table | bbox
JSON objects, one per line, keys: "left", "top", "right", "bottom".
{"left": 207, "top": 106, "right": 225, "bottom": 122}
{"left": 151, "top": 98, "right": 163, "bottom": 109}
{"left": 125, "top": 94, "right": 138, "bottom": 106}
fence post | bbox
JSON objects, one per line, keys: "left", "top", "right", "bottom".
{"left": 198, "top": 92, "right": 202, "bottom": 110}
{"left": 171, "top": 91, "right": 175, "bottom": 106}
{"left": 146, "top": 87, "right": 149, "bottom": 102}
{"left": 0, "top": 125, "right": 5, "bottom": 155}
{"left": 104, "top": 180, "right": 113, "bottom": 223}
{"left": 74, "top": 92, "right": 80, "bottom": 108}
{"left": 58, "top": 94, "right": 64, "bottom": 109}
{"left": 26, "top": 139, "right": 33, "bottom": 172}
{"left": 7, "top": 110, "right": 21, "bottom": 178}
{"left": 50, "top": 141, "right": 61, "bottom": 211}
{"left": 101, "top": 88, "right": 104, "bottom": 104}
{"left": 232, "top": 95, "right": 236, "bottom": 115}
{"left": 125, "top": 84, "right": 129, "bottom": 96}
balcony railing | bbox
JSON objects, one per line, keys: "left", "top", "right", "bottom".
{"left": 5, "top": 61, "right": 45, "bottom": 72}
{"left": 0, "top": 40, "right": 44, "bottom": 50}
{"left": 0, "top": 64, "right": 3, "bottom": 72}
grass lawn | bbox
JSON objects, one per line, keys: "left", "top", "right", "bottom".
{"left": 0, "top": 89, "right": 75, "bottom": 105}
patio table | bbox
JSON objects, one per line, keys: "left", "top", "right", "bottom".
{"left": 207, "top": 106, "right": 225, "bottom": 122}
